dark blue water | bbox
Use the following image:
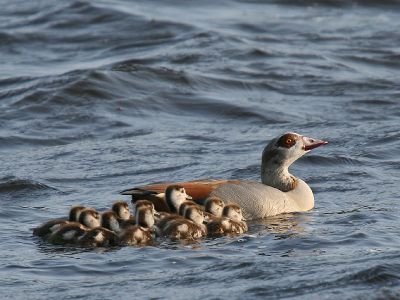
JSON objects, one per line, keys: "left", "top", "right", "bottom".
{"left": 1, "top": 0, "right": 400, "bottom": 299}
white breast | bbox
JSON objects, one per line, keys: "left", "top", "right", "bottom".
{"left": 209, "top": 180, "right": 314, "bottom": 220}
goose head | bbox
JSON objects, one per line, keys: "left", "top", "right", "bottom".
{"left": 223, "top": 204, "right": 245, "bottom": 222}
{"left": 68, "top": 205, "right": 86, "bottom": 222}
{"left": 204, "top": 197, "right": 225, "bottom": 217}
{"left": 165, "top": 185, "right": 192, "bottom": 213}
{"left": 261, "top": 133, "right": 327, "bottom": 192}
{"left": 78, "top": 208, "right": 101, "bottom": 228}
{"left": 133, "top": 200, "right": 156, "bottom": 216}
{"left": 101, "top": 211, "right": 121, "bottom": 232}
{"left": 136, "top": 206, "right": 155, "bottom": 228}
{"left": 184, "top": 206, "right": 205, "bottom": 225}
{"left": 112, "top": 201, "right": 131, "bottom": 220}
{"left": 178, "top": 200, "right": 198, "bottom": 216}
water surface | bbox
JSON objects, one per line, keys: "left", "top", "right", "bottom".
{"left": 1, "top": 0, "right": 400, "bottom": 299}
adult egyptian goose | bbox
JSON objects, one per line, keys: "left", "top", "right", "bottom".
{"left": 121, "top": 133, "right": 327, "bottom": 220}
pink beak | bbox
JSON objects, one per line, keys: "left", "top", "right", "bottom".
{"left": 302, "top": 136, "right": 328, "bottom": 151}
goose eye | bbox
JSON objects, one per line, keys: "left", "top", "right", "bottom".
{"left": 286, "top": 138, "right": 292, "bottom": 144}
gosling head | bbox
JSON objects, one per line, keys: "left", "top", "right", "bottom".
{"left": 165, "top": 185, "right": 192, "bottom": 213}
{"left": 205, "top": 197, "right": 225, "bottom": 216}
{"left": 112, "top": 201, "right": 131, "bottom": 220}
{"left": 78, "top": 208, "right": 101, "bottom": 228}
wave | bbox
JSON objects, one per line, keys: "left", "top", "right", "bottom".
{"left": 299, "top": 155, "right": 363, "bottom": 166}
{"left": 236, "top": 0, "right": 400, "bottom": 7}
{"left": 340, "top": 264, "right": 400, "bottom": 286}
{"left": 0, "top": 176, "right": 57, "bottom": 193}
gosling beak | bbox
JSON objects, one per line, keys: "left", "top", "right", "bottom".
{"left": 186, "top": 195, "right": 193, "bottom": 200}
{"left": 203, "top": 213, "right": 209, "bottom": 223}
{"left": 302, "top": 136, "right": 328, "bottom": 152}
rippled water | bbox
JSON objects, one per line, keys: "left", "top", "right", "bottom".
{"left": 1, "top": 0, "right": 400, "bottom": 299}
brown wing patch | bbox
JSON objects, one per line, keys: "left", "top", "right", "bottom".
{"left": 275, "top": 133, "right": 297, "bottom": 149}
{"left": 121, "top": 179, "right": 253, "bottom": 201}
